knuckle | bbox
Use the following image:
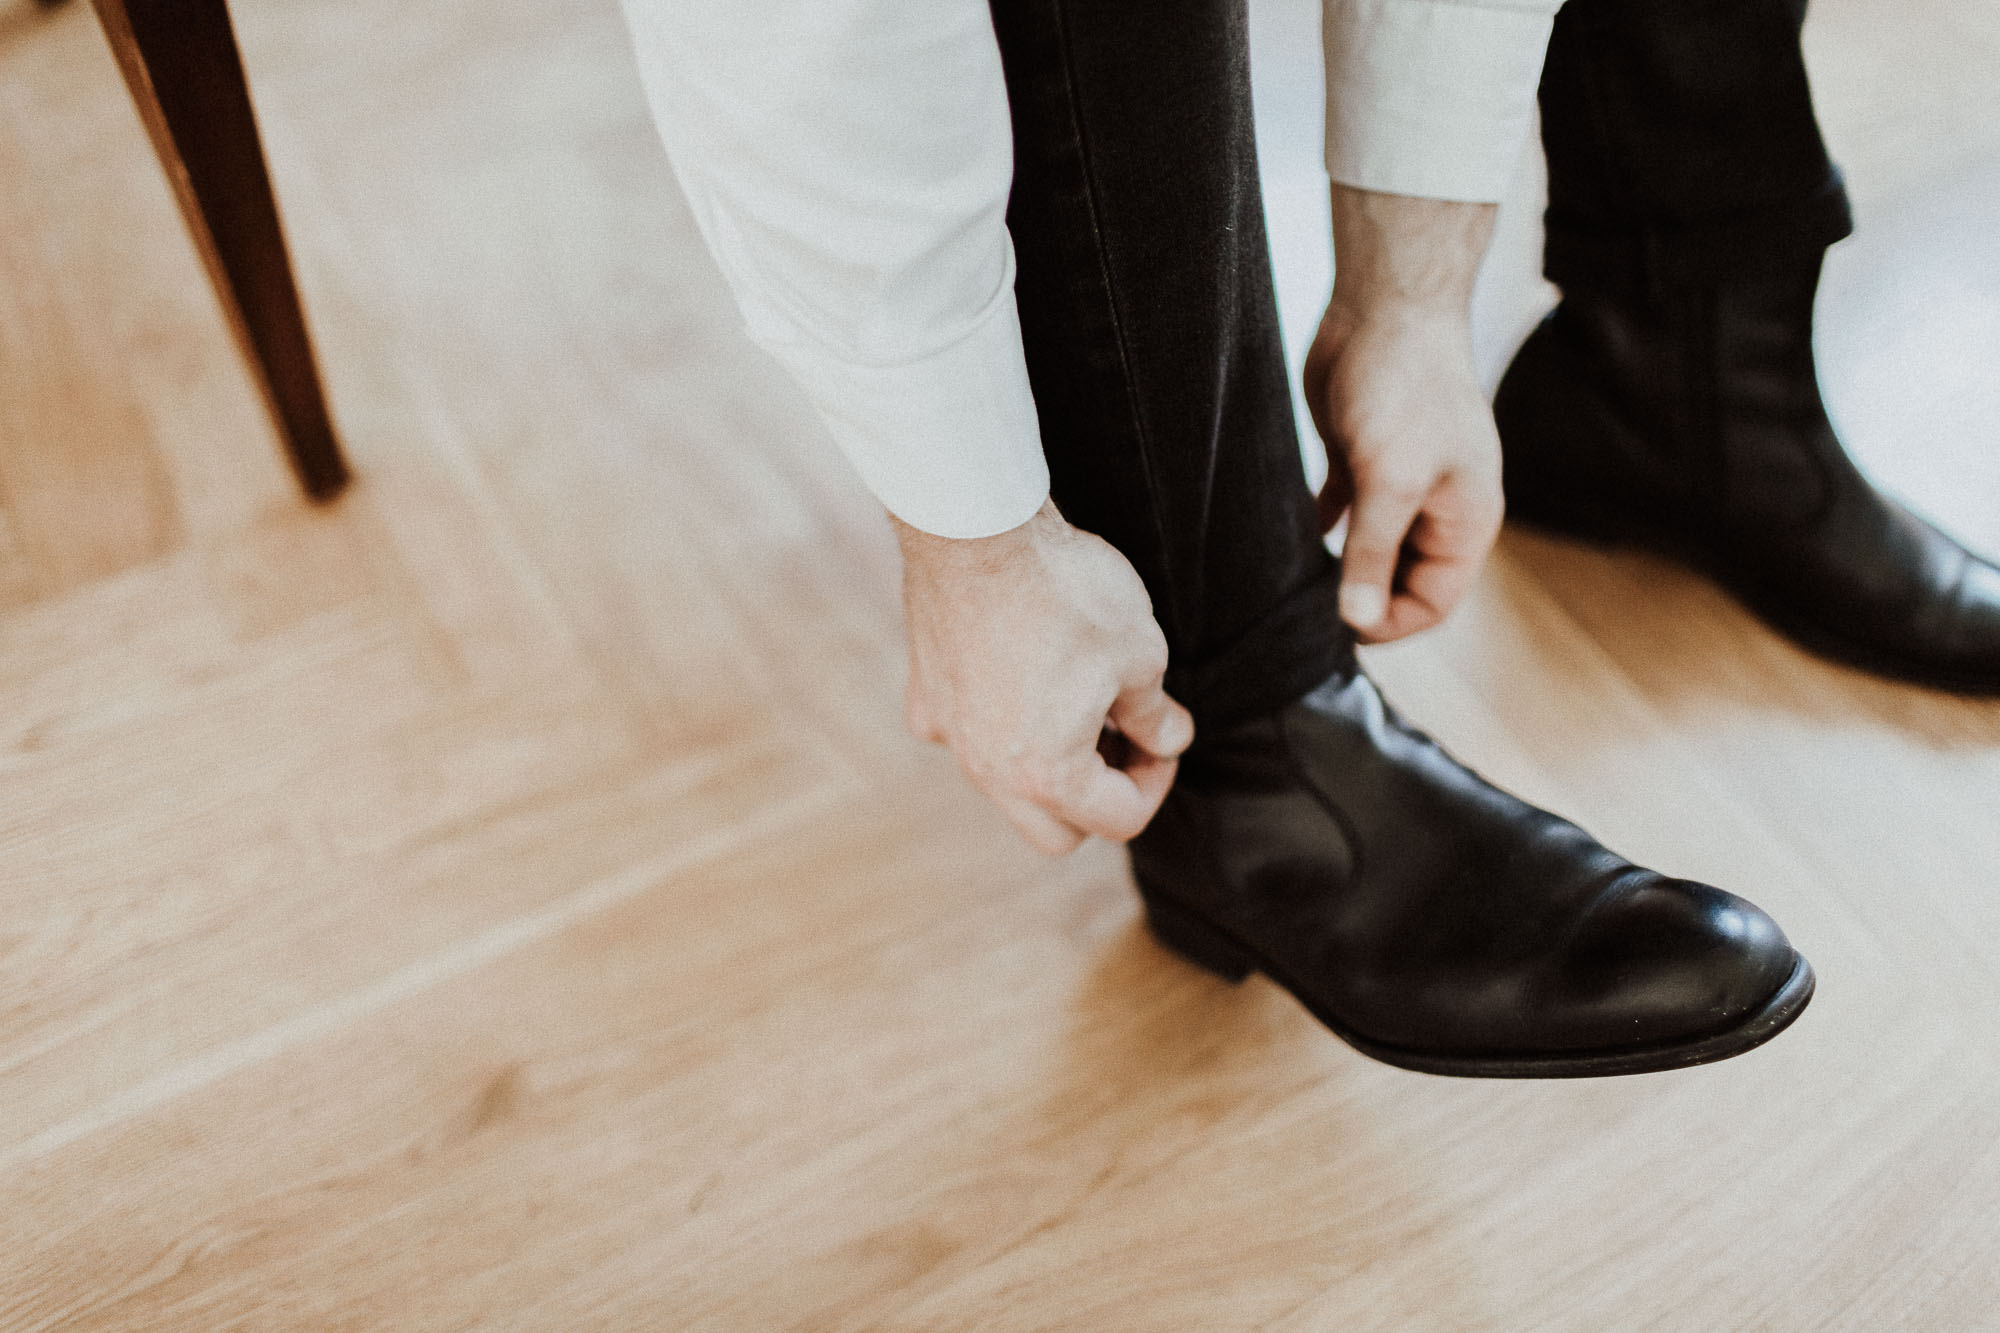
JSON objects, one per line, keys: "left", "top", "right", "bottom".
{"left": 1342, "top": 535, "right": 1396, "bottom": 566}
{"left": 959, "top": 749, "right": 1005, "bottom": 793}
{"left": 1011, "top": 759, "right": 1062, "bottom": 807}
{"left": 1345, "top": 444, "right": 1389, "bottom": 481}
{"left": 1101, "top": 809, "right": 1147, "bottom": 842}
{"left": 1373, "top": 474, "right": 1426, "bottom": 505}
{"left": 1020, "top": 823, "right": 1059, "bottom": 854}
{"left": 1023, "top": 818, "right": 1082, "bottom": 856}
{"left": 1133, "top": 631, "right": 1170, "bottom": 680}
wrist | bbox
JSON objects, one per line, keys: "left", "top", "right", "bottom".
{"left": 1327, "top": 184, "right": 1494, "bottom": 322}
{"left": 1325, "top": 283, "right": 1474, "bottom": 331}
{"left": 1313, "top": 297, "right": 1479, "bottom": 377}
{"left": 892, "top": 497, "right": 1061, "bottom": 576}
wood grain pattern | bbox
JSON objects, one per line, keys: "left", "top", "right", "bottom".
{"left": 0, "top": 0, "right": 1997, "bottom": 1326}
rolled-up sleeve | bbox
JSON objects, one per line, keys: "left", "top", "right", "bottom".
{"left": 619, "top": 0, "right": 1050, "bottom": 538}
{"left": 1323, "top": 0, "right": 1563, "bottom": 203}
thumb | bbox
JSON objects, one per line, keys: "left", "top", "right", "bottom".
{"left": 1339, "top": 482, "right": 1422, "bottom": 635}
{"left": 1108, "top": 678, "right": 1195, "bottom": 759}
{"left": 1050, "top": 751, "right": 1173, "bottom": 842}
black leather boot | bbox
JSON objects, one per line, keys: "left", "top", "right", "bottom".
{"left": 1494, "top": 256, "right": 2000, "bottom": 692}
{"left": 1128, "top": 665, "right": 1813, "bottom": 1078}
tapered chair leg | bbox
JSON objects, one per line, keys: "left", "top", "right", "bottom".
{"left": 90, "top": 0, "right": 351, "bottom": 501}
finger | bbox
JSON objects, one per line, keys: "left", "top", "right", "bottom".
{"left": 1364, "top": 560, "right": 1473, "bottom": 644}
{"left": 1368, "top": 556, "right": 1476, "bottom": 644}
{"left": 1121, "top": 750, "right": 1178, "bottom": 824}
{"left": 997, "top": 796, "right": 1087, "bottom": 856}
{"left": 1044, "top": 753, "right": 1166, "bottom": 843}
{"left": 1059, "top": 750, "right": 1178, "bottom": 843}
{"left": 1355, "top": 536, "right": 1446, "bottom": 643}
{"left": 1314, "top": 456, "right": 1355, "bottom": 537}
{"left": 1363, "top": 551, "right": 1485, "bottom": 644}
{"left": 1360, "top": 592, "right": 1446, "bottom": 645}
{"left": 1338, "top": 480, "right": 1425, "bottom": 635}
{"left": 1107, "top": 680, "right": 1195, "bottom": 760}
{"left": 1362, "top": 480, "right": 1503, "bottom": 643}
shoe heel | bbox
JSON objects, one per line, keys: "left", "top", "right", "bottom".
{"left": 1141, "top": 893, "right": 1254, "bottom": 983}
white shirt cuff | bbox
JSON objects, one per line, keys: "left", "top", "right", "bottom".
{"left": 765, "top": 287, "right": 1051, "bottom": 540}
{"left": 1323, "top": 0, "right": 1556, "bottom": 203}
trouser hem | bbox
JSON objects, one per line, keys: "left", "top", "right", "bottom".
{"left": 1165, "top": 554, "right": 1351, "bottom": 727}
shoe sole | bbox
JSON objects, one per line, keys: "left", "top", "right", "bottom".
{"left": 1141, "top": 891, "right": 1816, "bottom": 1079}
{"left": 1505, "top": 501, "right": 2000, "bottom": 698}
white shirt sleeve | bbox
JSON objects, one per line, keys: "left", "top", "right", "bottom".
{"left": 618, "top": 0, "right": 1050, "bottom": 539}
{"left": 1323, "top": 0, "right": 1563, "bottom": 203}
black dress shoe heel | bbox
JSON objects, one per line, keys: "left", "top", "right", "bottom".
{"left": 1140, "top": 890, "right": 1254, "bottom": 983}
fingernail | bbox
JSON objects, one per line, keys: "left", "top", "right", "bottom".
{"left": 1340, "top": 584, "right": 1386, "bottom": 629}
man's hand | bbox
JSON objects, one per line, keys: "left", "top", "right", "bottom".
{"left": 896, "top": 500, "right": 1194, "bottom": 855}
{"left": 1304, "top": 185, "right": 1505, "bottom": 644}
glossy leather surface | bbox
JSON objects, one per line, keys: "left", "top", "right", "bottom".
{"left": 1129, "top": 668, "right": 1809, "bottom": 1073}
{"left": 1494, "top": 261, "right": 2000, "bottom": 692}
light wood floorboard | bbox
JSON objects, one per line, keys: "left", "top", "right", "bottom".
{"left": 1, "top": 0, "right": 1997, "bottom": 1325}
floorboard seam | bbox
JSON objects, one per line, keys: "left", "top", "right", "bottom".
{"left": 0, "top": 780, "right": 842, "bottom": 1177}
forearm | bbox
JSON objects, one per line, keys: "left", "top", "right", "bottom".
{"left": 1327, "top": 184, "right": 1496, "bottom": 324}
{"left": 891, "top": 499, "right": 1051, "bottom": 575}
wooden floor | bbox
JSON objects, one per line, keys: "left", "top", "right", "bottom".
{"left": 2, "top": 0, "right": 1997, "bottom": 1325}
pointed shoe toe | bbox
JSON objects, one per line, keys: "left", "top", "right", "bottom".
{"left": 1336, "top": 871, "right": 1814, "bottom": 1079}
{"left": 1523, "top": 873, "right": 1813, "bottom": 1072}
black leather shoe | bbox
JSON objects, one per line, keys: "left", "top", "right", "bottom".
{"left": 1494, "top": 257, "right": 2000, "bottom": 693}
{"left": 1128, "top": 667, "right": 1813, "bottom": 1078}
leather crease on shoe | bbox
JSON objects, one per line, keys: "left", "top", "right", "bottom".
{"left": 1129, "top": 666, "right": 1814, "bottom": 1078}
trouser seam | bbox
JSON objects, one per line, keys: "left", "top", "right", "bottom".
{"left": 1044, "top": 0, "right": 1188, "bottom": 654}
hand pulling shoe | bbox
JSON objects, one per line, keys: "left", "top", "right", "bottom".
{"left": 1494, "top": 255, "right": 2000, "bottom": 694}
{"left": 1128, "top": 667, "right": 1813, "bottom": 1078}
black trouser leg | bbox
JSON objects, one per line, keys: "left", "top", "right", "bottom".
{"left": 986, "top": 0, "right": 1820, "bottom": 1077}
{"left": 1538, "top": 0, "right": 1853, "bottom": 295}
{"left": 988, "top": 0, "right": 1345, "bottom": 727}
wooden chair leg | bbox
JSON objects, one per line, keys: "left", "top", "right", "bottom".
{"left": 90, "top": 0, "right": 351, "bottom": 502}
